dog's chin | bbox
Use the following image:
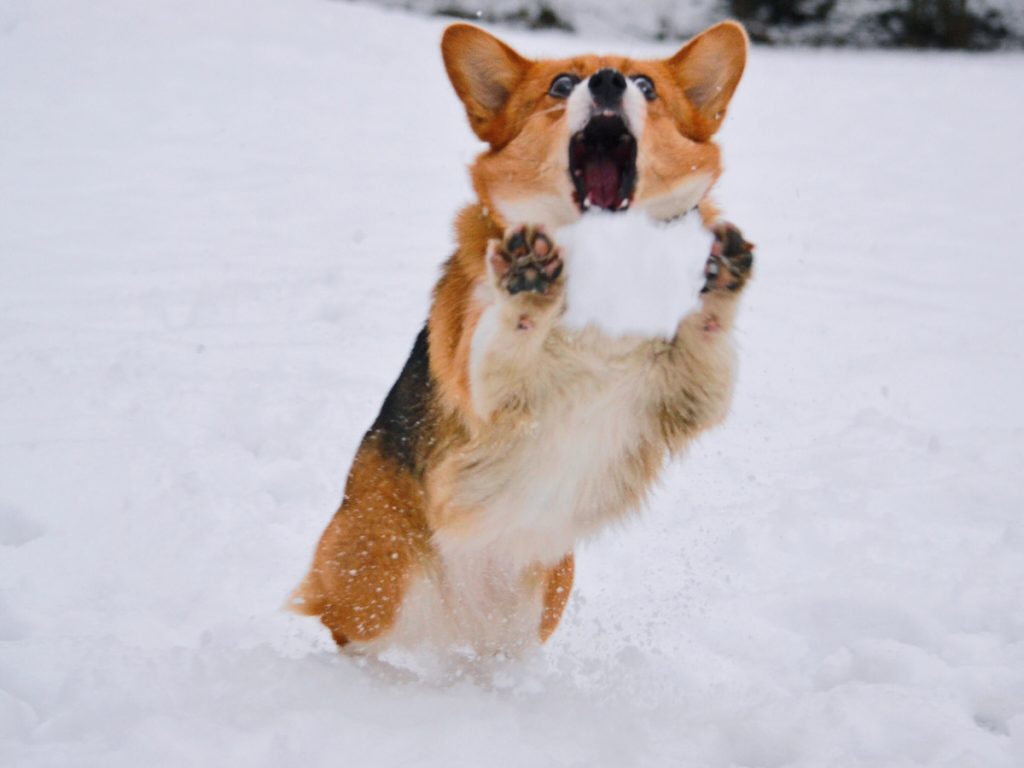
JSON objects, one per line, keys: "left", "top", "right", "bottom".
{"left": 570, "top": 114, "right": 637, "bottom": 214}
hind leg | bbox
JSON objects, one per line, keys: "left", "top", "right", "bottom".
{"left": 294, "top": 435, "right": 429, "bottom": 647}
{"left": 539, "top": 554, "right": 575, "bottom": 643}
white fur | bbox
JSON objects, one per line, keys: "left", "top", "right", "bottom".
{"left": 565, "top": 77, "right": 593, "bottom": 134}
{"left": 494, "top": 193, "right": 578, "bottom": 232}
{"left": 621, "top": 78, "right": 648, "bottom": 140}
{"left": 639, "top": 172, "right": 714, "bottom": 222}
{"left": 468, "top": 293, "right": 502, "bottom": 419}
{"left": 557, "top": 211, "right": 710, "bottom": 339}
{"left": 444, "top": 337, "right": 653, "bottom": 565}
{"left": 364, "top": 552, "right": 545, "bottom": 656}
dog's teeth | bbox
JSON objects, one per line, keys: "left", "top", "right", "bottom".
{"left": 574, "top": 131, "right": 584, "bottom": 141}
{"left": 583, "top": 195, "right": 592, "bottom": 209}
{"left": 618, "top": 199, "right": 630, "bottom": 211}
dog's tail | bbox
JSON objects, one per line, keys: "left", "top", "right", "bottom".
{"left": 284, "top": 571, "right": 326, "bottom": 617}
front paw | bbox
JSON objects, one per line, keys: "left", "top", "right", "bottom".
{"left": 702, "top": 222, "right": 754, "bottom": 294}
{"left": 487, "top": 225, "right": 564, "bottom": 297}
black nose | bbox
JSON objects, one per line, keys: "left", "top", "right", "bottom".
{"left": 588, "top": 68, "right": 626, "bottom": 109}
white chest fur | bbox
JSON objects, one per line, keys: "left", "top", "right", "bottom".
{"left": 368, "top": 546, "right": 547, "bottom": 656}
{"left": 446, "top": 330, "right": 663, "bottom": 564}
{"left": 557, "top": 210, "right": 710, "bottom": 340}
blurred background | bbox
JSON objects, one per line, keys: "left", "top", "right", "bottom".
{"left": 364, "top": 0, "right": 1024, "bottom": 48}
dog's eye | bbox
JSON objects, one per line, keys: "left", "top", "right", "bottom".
{"left": 631, "top": 75, "right": 657, "bottom": 101}
{"left": 548, "top": 73, "right": 580, "bottom": 99}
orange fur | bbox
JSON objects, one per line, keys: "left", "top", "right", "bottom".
{"left": 442, "top": 22, "right": 747, "bottom": 229}
{"left": 540, "top": 554, "right": 575, "bottom": 642}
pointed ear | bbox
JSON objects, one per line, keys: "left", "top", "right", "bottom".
{"left": 441, "top": 24, "right": 530, "bottom": 145}
{"left": 666, "top": 21, "right": 748, "bottom": 141}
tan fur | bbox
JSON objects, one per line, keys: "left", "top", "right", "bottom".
{"left": 294, "top": 22, "right": 750, "bottom": 655}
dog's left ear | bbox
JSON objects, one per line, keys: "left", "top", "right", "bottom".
{"left": 665, "top": 21, "right": 748, "bottom": 141}
{"left": 442, "top": 24, "right": 530, "bottom": 146}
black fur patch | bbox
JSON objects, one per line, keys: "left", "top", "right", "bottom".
{"left": 368, "top": 326, "right": 434, "bottom": 473}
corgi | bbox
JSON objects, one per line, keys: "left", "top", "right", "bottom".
{"left": 291, "top": 21, "right": 754, "bottom": 656}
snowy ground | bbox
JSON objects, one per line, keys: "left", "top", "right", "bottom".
{"left": 2, "top": 1, "right": 1023, "bottom": 765}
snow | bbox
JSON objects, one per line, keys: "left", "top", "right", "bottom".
{"left": 1, "top": 0, "right": 1023, "bottom": 766}
{"left": 558, "top": 211, "right": 709, "bottom": 339}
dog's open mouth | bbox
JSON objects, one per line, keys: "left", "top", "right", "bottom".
{"left": 569, "top": 114, "right": 637, "bottom": 213}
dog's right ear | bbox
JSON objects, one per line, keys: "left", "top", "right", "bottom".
{"left": 442, "top": 24, "right": 530, "bottom": 146}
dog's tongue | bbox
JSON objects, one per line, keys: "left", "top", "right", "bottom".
{"left": 583, "top": 158, "right": 620, "bottom": 209}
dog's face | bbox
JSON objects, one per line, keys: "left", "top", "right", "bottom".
{"left": 442, "top": 23, "right": 747, "bottom": 229}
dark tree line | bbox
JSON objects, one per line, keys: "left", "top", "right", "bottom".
{"left": 424, "top": 0, "right": 1022, "bottom": 49}
{"left": 729, "top": 0, "right": 1019, "bottom": 49}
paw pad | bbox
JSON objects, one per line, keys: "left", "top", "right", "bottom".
{"left": 702, "top": 223, "right": 754, "bottom": 294}
{"left": 489, "top": 226, "right": 564, "bottom": 296}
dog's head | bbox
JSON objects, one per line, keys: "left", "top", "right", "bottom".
{"left": 442, "top": 23, "right": 747, "bottom": 228}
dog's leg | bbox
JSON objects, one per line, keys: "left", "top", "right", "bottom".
{"left": 539, "top": 553, "right": 575, "bottom": 642}
{"left": 654, "top": 222, "right": 754, "bottom": 451}
{"left": 464, "top": 224, "right": 566, "bottom": 420}
{"left": 701, "top": 221, "right": 755, "bottom": 298}
{"left": 292, "top": 434, "right": 429, "bottom": 648}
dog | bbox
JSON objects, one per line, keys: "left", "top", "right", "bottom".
{"left": 291, "top": 21, "right": 754, "bottom": 656}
